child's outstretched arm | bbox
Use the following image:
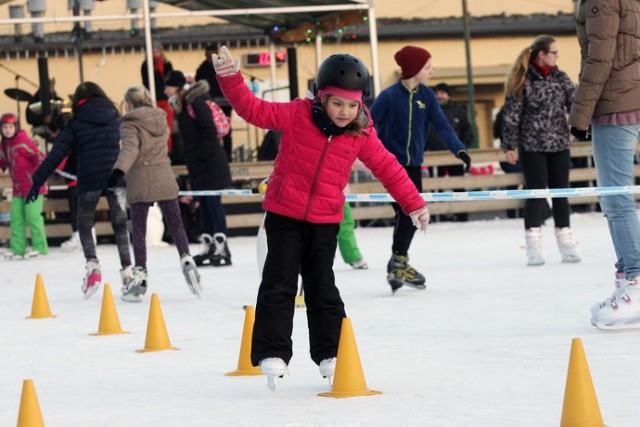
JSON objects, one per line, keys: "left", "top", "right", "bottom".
{"left": 211, "top": 46, "right": 240, "bottom": 77}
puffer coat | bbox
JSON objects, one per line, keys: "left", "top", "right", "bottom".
{"left": 568, "top": 0, "right": 640, "bottom": 129}
{"left": 501, "top": 65, "right": 575, "bottom": 153}
{"left": 0, "top": 129, "right": 46, "bottom": 197}
{"left": 114, "top": 106, "right": 179, "bottom": 204}
{"left": 218, "top": 72, "right": 425, "bottom": 224}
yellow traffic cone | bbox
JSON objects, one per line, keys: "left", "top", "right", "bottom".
{"left": 137, "top": 293, "right": 178, "bottom": 352}
{"left": 560, "top": 338, "right": 604, "bottom": 427}
{"left": 17, "top": 379, "right": 44, "bottom": 427}
{"left": 226, "top": 306, "right": 262, "bottom": 376}
{"left": 318, "top": 317, "right": 382, "bottom": 398}
{"left": 90, "top": 283, "right": 129, "bottom": 336}
{"left": 27, "top": 273, "right": 56, "bottom": 319}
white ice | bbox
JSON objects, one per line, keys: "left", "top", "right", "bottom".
{"left": 1, "top": 211, "right": 639, "bottom": 426}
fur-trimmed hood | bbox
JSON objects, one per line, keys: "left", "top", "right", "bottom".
{"left": 184, "top": 80, "right": 210, "bottom": 104}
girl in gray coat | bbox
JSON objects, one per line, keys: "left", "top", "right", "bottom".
{"left": 109, "top": 86, "right": 201, "bottom": 302}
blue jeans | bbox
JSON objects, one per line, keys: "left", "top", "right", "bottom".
{"left": 592, "top": 123, "right": 640, "bottom": 279}
{"left": 198, "top": 195, "right": 228, "bottom": 236}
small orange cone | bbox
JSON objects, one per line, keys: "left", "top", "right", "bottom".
{"left": 90, "top": 283, "right": 129, "bottom": 336}
{"left": 226, "top": 306, "right": 262, "bottom": 376}
{"left": 560, "top": 338, "right": 604, "bottom": 427}
{"left": 136, "top": 293, "right": 178, "bottom": 352}
{"left": 318, "top": 317, "right": 382, "bottom": 398}
{"left": 17, "top": 379, "right": 44, "bottom": 427}
{"left": 27, "top": 273, "right": 56, "bottom": 319}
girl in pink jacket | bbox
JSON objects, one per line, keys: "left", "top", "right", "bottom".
{"left": 214, "top": 46, "right": 430, "bottom": 390}
{"left": 0, "top": 113, "right": 48, "bottom": 259}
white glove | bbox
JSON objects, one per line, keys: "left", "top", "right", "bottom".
{"left": 211, "top": 45, "right": 240, "bottom": 77}
{"left": 409, "top": 205, "right": 430, "bottom": 233}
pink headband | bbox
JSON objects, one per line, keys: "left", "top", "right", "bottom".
{"left": 318, "top": 85, "right": 363, "bottom": 104}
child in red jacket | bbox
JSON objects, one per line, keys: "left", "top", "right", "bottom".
{"left": 214, "top": 46, "right": 430, "bottom": 391}
{"left": 0, "top": 113, "right": 48, "bottom": 259}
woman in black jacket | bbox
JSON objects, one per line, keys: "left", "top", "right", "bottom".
{"left": 164, "top": 70, "right": 233, "bottom": 267}
{"left": 27, "top": 82, "right": 133, "bottom": 300}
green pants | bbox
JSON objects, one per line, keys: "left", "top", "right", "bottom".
{"left": 10, "top": 195, "right": 48, "bottom": 256}
{"left": 337, "top": 202, "right": 363, "bottom": 264}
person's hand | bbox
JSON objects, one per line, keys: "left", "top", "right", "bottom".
{"left": 505, "top": 150, "right": 518, "bottom": 165}
{"left": 458, "top": 151, "right": 472, "bottom": 173}
{"left": 409, "top": 205, "right": 430, "bottom": 233}
{"left": 108, "top": 169, "right": 125, "bottom": 189}
{"left": 25, "top": 185, "right": 40, "bottom": 205}
{"left": 570, "top": 126, "right": 590, "bottom": 140}
{"left": 211, "top": 46, "right": 240, "bottom": 77}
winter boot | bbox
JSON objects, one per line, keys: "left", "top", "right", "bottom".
{"left": 524, "top": 228, "right": 544, "bottom": 266}
{"left": 259, "top": 357, "right": 288, "bottom": 391}
{"left": 193, "top": 233, "right": 213, "bottom": 267}
{"left": 60, "top": 231, "right": 81, "bottom": 252}
{"left": 555, "top": 227, "right": 581, "bottom": 263}
{"left": 319, "top": 357, "right": 337, "bottom": 386}
{"left": 594, "top": 277, "right": 640, "bottom": 329}
{"left": 180, "top": 254, "right": 202, "bottom": 298}
{"left": 211, "top": 232, "right": 232, "bottom": 267}
{"left": 81, "top": 259, "right": 102, "bottom": 300}
{"left": 590, "top": 272, "right": 627, "bottom": 326}
{"left": 121, "top": 266, "right": 148, "bottom": 303}
{"left": 386, "top": 253, "right": 426, "bottom": 292}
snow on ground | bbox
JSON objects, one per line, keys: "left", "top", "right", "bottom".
{"left": 1, "top": 211, "right": 639, "bottom": 426}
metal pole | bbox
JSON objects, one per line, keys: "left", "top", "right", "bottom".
{"left": 142, "top": 0, "right": 156, "bottom": 104}
{"left": 461, "top": 0, "right": 478, "bottom": 148}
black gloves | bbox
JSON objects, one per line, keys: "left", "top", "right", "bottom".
{"left": 458, "top": 151, "right": 472, "bottom": 173}
{"left": 25, "top": 185, "right": 40, "bottom": 205}
{"left": 108, "top": 169, "right": 125, "bottom": 189}
{"left": 570, "top": 126, "right": 590, "bottom": 141}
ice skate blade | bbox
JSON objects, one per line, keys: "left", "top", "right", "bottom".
{"left": 121, "top": 293, "right": 143, "bottom": 303}
{"left": 187, "top": 270, "right": 202, "bottom": 298}
{"left": 596, "top": 319, "right": 640, "bottom": 330}
{"left": 82, "top": 282, "right": 101, "bottom": 300}
{"left": 561, "top": 255, "right": 581, "bottom": 263}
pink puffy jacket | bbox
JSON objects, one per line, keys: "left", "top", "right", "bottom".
{"left": 219, "top": 72, "right": 426, "bottom": 223}
{"left": 0, "top": 129, "right": 46, "bottom": 198}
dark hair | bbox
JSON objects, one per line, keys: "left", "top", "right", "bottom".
{"left": 71, "top": 82, "right": 115, "bottom": 115}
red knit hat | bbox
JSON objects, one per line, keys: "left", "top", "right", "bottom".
{"left": 394, "top": 46, "right": 432, "bottom": 79}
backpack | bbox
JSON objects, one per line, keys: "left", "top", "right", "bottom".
{"left": 187, "top": 100, "right": 230, "bottom": 139}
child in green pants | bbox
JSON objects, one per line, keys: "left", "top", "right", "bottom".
{"left": 0, "top": 113, "right": 48, "bottom": 259}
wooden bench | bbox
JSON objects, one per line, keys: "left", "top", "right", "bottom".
{"left": 1, "top": 141, "right": 637, "bottom": 242}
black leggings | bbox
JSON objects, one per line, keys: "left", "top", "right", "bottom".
{"left": 391, "top": 166, "right": 423, "bottom": 256}
{"left": 519, "top": 150, "right": 571, "bottom": 230}
{"left": 77, "top": 189, "right": 132, "bottom": 268}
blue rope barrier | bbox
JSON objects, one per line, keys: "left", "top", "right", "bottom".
{"left": 179, "top": 185, "right": 640, "bottom": 202}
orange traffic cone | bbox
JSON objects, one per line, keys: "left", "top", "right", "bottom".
{"left": 90, "top": 283, "right": 129, "bottom": 336}
{"left": 137, "top": 293, "right": 178, "bottom": 352}
{"left": 560, "top": 338, "right": 604, "bottom": 427}
{"left": 27, "top": 273, "right": 56, "bottom": 319}
{"left": 318, "top": 317, "right": 381, "bottom": 398}
{"left": 226, "top": 306, "right": 262, "bottom": 376}
{"left": 17, "top": 379, "right": 44, "bottom": 427}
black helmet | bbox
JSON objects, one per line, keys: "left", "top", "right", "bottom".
{"left": 315, "top": 53, "right": 370, "bottom": 96}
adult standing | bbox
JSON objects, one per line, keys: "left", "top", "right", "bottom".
{"left": 195, "top": 44, "right": 234, "bottom": 162}
{"left": 164, "top": 70, "right": 233, "bottom": 267}
{"left": 501, "top": 35, "right": 579, "bottom": 267}
{"left": 141, "top": 41, "right": 175, "bottom": 153}
{"left": 427, "top": 82, "right": 475, "bottom": 222}
{"left": 568, "top": 0, "right": 640, "bottom": 329}
{"left": 370, "top": 45, "right": 471, "bottom": 292}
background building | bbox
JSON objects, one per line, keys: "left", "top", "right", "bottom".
{"left": 0, "top": 0, "right": 579, "bottom": 154}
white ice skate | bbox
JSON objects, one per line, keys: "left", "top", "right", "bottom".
{"left": 595, "top": 279, "right": 640, "bottom": 330}
{"left": 121, "top": 266, "right": 148, "bottom": 303}
{"left": 590, "top": 272, "right": 627, "bottom": 326}
{"left": 319, "top": 357, "right": 337, "bottom": 386}
{"left": 524, "top": 228, "right": 545, "bottom": 266}
{"left": 180, "top": 254, "right": 202, "bottom": 298}
{"left": 60, "top": 231, "right": 81, "bottom": 252}
{"left": 555, "top": 227, "right": 581, "bottom": 263}
{"left": 81, "top": 259, "right": 102, "bottom": 300}
{"left": 259, "top": 357, "right": 288, "bottom": 391}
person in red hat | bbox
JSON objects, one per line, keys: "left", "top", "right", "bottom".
{"left": 370, "top": 45, "right": 472, "bottom": 292}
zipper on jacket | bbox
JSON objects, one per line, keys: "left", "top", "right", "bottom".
{"left": 406, "top": 91, "right": 413, "bottom": 166}
{"left": 304, "top": 135, "right": 332, "bottom": 220}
